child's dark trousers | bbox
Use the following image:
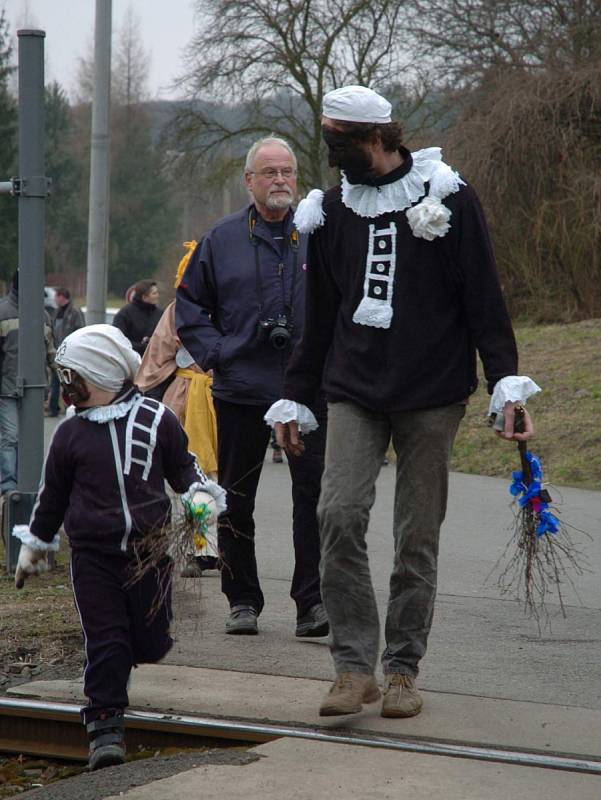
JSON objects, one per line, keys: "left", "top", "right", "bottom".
{"left": 71, "top": 548, "right": 173, "bottom": 725}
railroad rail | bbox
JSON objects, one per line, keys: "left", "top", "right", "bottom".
{"left": 1, "top": 697, "right": 601, "bottom": 775}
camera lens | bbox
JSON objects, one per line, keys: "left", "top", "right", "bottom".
{"left": 269, "top": 326, "right": 291, "bottom": 350}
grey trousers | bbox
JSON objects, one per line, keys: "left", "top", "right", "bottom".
{"left": 317, "top": 400, "right": 465, "bottom": 677}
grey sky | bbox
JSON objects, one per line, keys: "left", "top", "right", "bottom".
{"left": 2, "top": 0, "right": 197, "bottom": 100}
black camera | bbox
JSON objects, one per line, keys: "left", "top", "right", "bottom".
{"left": 257, "top": 314, "right": 294, "bottom": 350}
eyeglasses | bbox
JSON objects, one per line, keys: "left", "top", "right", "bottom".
{"left": 56, "top": 366, "right": 74, "bottom": 385}
{"left": 249, "top": 167, "right": 297, "bottom": 180}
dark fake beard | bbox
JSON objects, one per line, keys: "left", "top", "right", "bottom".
{"left": 322, "top": 127, "right": 375, "bottom": 184}
{"left": 61, "top": 375, "right": 91, "bottom": 407}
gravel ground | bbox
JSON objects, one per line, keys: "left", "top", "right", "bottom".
{"left": 0, "top": 655, "right": 83, "bottom": 695}
{"left": 17, "top": 748, "right": 258, "bottom": 800}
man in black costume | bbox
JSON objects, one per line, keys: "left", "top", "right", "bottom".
{"left": 266, "top": 85, "right": 539, "bottom": 719}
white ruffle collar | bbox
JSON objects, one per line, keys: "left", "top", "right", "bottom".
{"left": 294, "top": 147, "right": 465, "bottom": 234}
{"left": 340, "top": 147, "right": 464, "bottom": 218}
{"left": 77, "top": 394, "right": 140, "bottom": 424}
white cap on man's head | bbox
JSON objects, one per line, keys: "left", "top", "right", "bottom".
{"left": 322, "top": 85, "right": 392, "bottom": 124}
{"left": 55, "top": 324, "right": 141, "bottom": 392}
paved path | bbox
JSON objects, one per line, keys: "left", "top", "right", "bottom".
{"left": 23, "top": 418, "right": 600, "bottom": 798}
{"left": 165, "top": 458, "right": 601, "bottom": 709}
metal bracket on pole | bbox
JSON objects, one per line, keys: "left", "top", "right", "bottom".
{"left": 10, "top": 176, "right": 52, "bottom": 198}
{"left": 15, "top": 376, "right": 47, "bottom": 399}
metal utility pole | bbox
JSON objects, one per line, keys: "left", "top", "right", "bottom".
{"left": 0, "top": 30, "right": 50, "bottom": 574}
{"left": 85, "top": 0, "right": 112, "bottom": 324}
{"left": 16, "top": 29, "right": 48, "bottom": 494}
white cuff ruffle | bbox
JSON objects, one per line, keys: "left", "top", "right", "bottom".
{"left": 12, "top": 525, "right": 60, "bottom": 552}
{"left": 488, "top": 376, "right": 541, "bottom": 415}
{"left": 182, "top": 479, "right": 227, "bottom": 516}
{"left": 264, "top": 399, "right": 319, "bottom": 433}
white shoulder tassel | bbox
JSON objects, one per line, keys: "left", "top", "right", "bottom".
{"left": 429, "top": 162, "right": 466, "bottom": 201}
{"left": 294, "top": 189, "right": 326, "bottom": 234}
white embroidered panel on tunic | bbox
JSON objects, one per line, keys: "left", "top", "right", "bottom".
{"left": 352, "top": 221, "right": 397, "bottom": 329}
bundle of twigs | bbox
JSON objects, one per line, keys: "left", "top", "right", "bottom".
{"left": 127, "top": 495, "right": 221, "bottom": 621}
{"left": 490, "top": 406, "right": 588, "bottom": 628}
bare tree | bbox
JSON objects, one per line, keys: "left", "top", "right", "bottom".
{"left": 113, "top": 4, "right": 150, "bottom": 108}
{"left": 75, "top": 4, "right": 150, "bottom": 108}
{"left": 411, "top": 0, "right": 601, "bottom": 89}
{"left": 445, "top": 62, "right": 601, "bottom": 321}
{"left": 176, "top": 0, "right": 423, "bottom": 188}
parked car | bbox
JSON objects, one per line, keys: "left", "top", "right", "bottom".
{"left": 44, "top": 286, "right": 57, "bottom": 314}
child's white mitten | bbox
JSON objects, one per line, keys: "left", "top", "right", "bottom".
{"left": 15, "top": 544, "right": 47, "bottom": 589}
{"left": 191, "top": 490, "right": 218, "bottom": 526}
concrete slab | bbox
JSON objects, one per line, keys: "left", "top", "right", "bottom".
{"left": 157, "top": 460, "right": 601, "bottom": 709}
{"left": 103, "top": 737, "right": 601, "bottom": 800}
{"left": 10, "top": 663, "right": 601, "bottom": 759}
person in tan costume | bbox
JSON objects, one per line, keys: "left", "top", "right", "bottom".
{"left": 137, "top": 244, "right": 219, "bottom": 575}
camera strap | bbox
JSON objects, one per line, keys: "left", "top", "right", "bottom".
{"left": 249, "top": 210, "right": 299, "bottom": 318}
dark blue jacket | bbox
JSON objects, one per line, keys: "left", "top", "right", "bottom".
{"left": 28, "top": 389, "right": 207, "bottom": 554}
{"left": 175, "top": 204, "right": 308, "bottom": 406}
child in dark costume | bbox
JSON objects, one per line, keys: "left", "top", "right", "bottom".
{"left": 14, "top": 325, "right": 226, "bottom": 770}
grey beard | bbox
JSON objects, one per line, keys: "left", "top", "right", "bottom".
{"left": 266, "top": 192, "right": 293, "bottom": 210}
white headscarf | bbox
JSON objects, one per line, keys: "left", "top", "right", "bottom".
{"left": 322, "top": 85, "right": 392, "bottom": 124}
{"left": 55, "top": 324, "right": 141, "bottom": 392}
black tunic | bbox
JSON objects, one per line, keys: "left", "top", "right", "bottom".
{"left": 283, "top": 177, "right": 518, "bottom": 413}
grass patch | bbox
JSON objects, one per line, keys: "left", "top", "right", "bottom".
{"left": 0, "top": 537, "right": 81, "bottom": 670}
{"left": 449, "top": 318, "right": 601, "bottom": 489}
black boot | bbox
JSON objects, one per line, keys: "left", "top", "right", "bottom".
{"left": 86, "top": 711, "right": 126, "bottom": 770}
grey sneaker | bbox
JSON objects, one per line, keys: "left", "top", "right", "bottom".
{"left": 381, "top": 673, "right": 423, "bottom": 718}
{"left": 226, "top": 604, "right": 259, "bottom": 635}
{"left": 295, "top": 603, "right": 329, "bottom": 638}
{"left": 86, "top": 713, "right": 126, "bottom": 771}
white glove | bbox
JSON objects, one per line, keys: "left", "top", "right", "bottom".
{"left": 191, "top": 490, "right": 219, "bottom": 526}
{"left": 15, "top": 544, "right": 47, "bottom": 589}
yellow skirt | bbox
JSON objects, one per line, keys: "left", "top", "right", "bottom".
{"left": 176, "top": 369, "right": 218, "bottom": 475}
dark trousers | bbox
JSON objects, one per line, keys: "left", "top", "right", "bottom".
{"left": 214, "top": 397, "right": 326, "bottom": 619}
{"left": 48, "top": 371, "right": 60, "bottom": 416}
{"left": 70, "top": 548, "right": 173, "bottom": 725}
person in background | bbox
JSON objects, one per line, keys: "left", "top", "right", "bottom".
{"left": 0, "top": 271, "right": 55, "bottom": 494}
{"left": 112, "top": 280, "right": 163, "bottom": 356}
{"left": 137, "top": 243, "right": 219, "bottom": 577}
{"left": 48, "top": 287, "right": 86, "bottom": 417}
{"left": 176, "top": 136, "right": 328, "bottom": 639}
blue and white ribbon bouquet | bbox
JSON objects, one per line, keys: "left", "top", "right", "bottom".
{"left": 493, "top": 427, "right": 587, "bottom": 626}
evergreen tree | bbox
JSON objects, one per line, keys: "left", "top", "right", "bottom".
{"left": 108, "top": 8, "right": 176, "bottom": 295}
{"left": 75, "top": 6, "right": 178, "bottom": 296}
{"left": 45, "top": 81, "right": 87, "bottom": 278}
{"left": 109, "top": 103, "right": 176, "bottom": 295}
{"left": 0, "top": 10, "right": 17, "bottom": 284}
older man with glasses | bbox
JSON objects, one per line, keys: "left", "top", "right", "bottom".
{"left": 176, "top": 136, "right": 328, "bottom": 639}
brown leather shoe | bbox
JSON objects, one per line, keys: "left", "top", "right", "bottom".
{"left": 381, "top": 673, "right": 423, "bottom": 718}
{"left": 319, "top": 672, "right": 380, "bottom": 716}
